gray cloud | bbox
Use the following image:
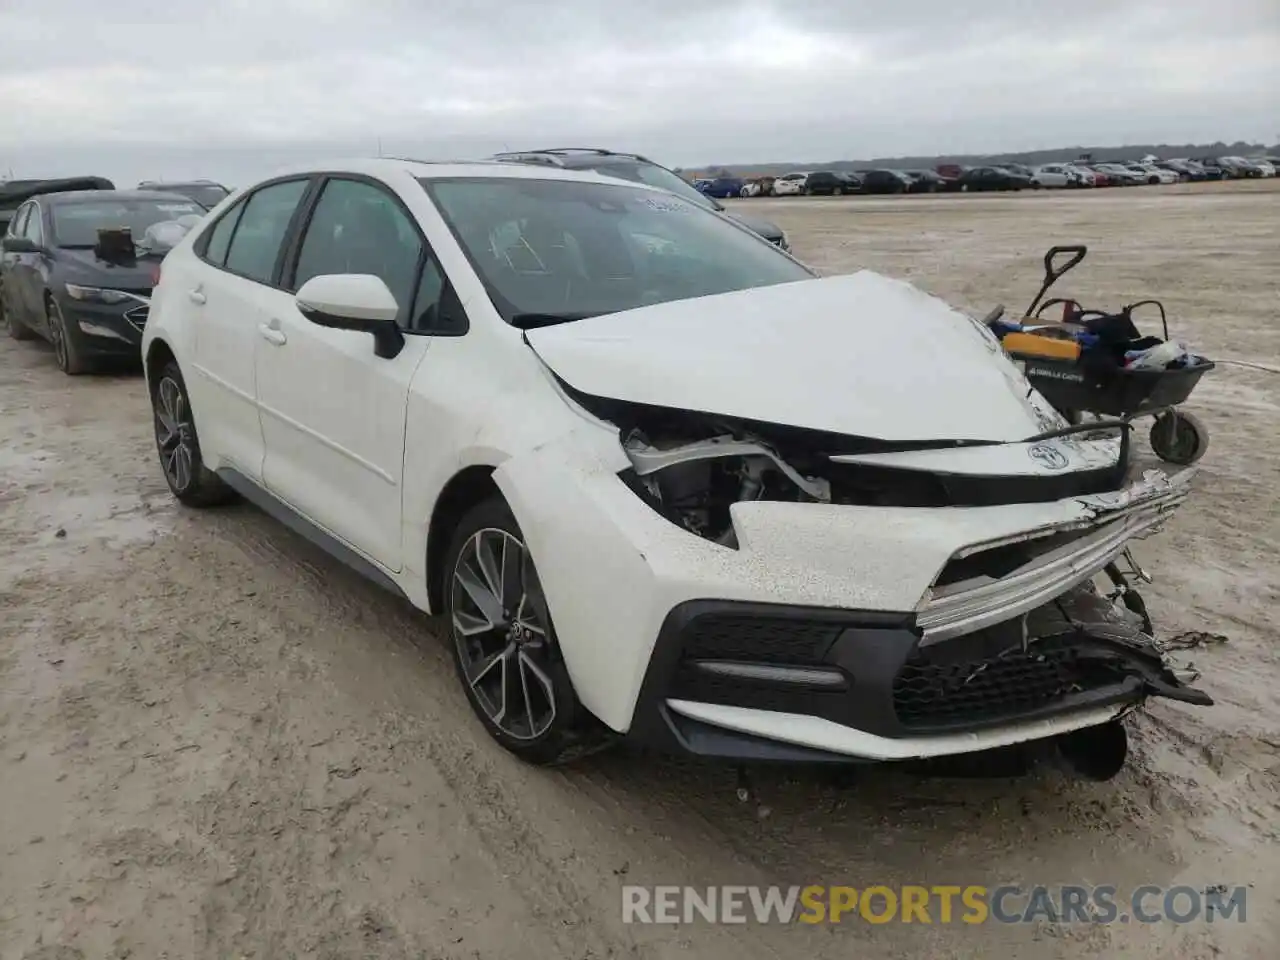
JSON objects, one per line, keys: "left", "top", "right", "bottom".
{"left": 0, "top": 0, "right": 1275, "bottom": 185}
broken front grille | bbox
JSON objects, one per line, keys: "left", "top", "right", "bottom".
{"left": 892, "top": 641, "right": 1131, "bottom": 730}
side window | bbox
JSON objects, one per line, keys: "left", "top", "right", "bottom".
{"left": 292, "top": 178, "right": 422, "bottom": 327}
{"left": 409, "top": 257, "right": 447, "bottom": 332}
{"left": 224, "top": 179, "right": 309, "bottom": 284}
{"left": 201, "top": 202, "right": 245, "bottom": 267}
{"left": 7, "top": 204, "right": 30, "bottom": 238}
{"left": 24, "top": 205, "right": 43, "bottom": 245}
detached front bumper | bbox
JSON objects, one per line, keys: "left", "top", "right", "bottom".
{"left": 497, "top": 440, "right": 1205, "bottom": 759}
{"left": 628, "top": 586, "right": 1209, "bottom": 764}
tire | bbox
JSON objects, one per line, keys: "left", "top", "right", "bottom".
{"left": 1149, "top": 411, "right": 1208, "bottom": 465}
{"left": 46, "top": 297, "right": 90, "bottom": 374}
{"left": 2, "top": 293, "right": 36, "bottom": 340}
{"left": 151, "top": 360, "right": 238, "bottom": 507}
{"left": 443, "top": 496, "right": 614, "bottom": 766}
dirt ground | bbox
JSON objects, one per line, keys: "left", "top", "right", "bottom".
{"left": 1, "top": 179, "right": 1277, "bottom": 960}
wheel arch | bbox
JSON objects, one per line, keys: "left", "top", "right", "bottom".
{"left": 144, "top": 337, "right": 178, "bottom": 395}
{"left": 425, "top": 464, "right": 501, "bottom": 612}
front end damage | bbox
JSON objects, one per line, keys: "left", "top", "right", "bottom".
{"left": 556, "top": 388, "right": 1212, "bottom": 775}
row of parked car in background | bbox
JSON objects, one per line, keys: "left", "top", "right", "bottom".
{"left": 695, "top": 154, "right": 1279, "bottom": 198}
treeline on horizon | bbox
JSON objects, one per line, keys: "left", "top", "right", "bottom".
{"left": 679, "top": 140, "right": 1278, "bottom": 177}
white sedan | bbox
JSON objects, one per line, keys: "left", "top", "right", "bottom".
{"left": 1034, "top": 164, "right": 1087, "bottom": 188}
{"left": 139, "top": 158, "right": 1213, "bottom": 771}
{"left": 771, "top": 172, "right": 809, "bottom": 196}
{"left": 1127, "top": 164, "right": 1180, "bottom": 185}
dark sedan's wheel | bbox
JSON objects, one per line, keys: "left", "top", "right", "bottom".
{"left": 445, "top": 497, "right": 613, "bottom": 766}
{"left": 46, "top": 298, "right": 89, "bottom": 374}
{"left": 152, "top": 361, "right": 238, "bottom": 506}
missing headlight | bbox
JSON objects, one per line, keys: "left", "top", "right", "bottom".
{"left": 619, "top": 429, "right": 830, "bottom": 546}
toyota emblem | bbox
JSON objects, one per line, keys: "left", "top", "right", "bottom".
{"left": 1027, "top": 443, "right": 1069, "bottom": 470}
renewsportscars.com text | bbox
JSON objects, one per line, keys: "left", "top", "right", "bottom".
{"left": 622, "top": 884, "right": 1249, "bottom": 925}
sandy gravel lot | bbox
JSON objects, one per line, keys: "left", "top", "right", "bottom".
{"left": 1, "top": 179, "right": 1277, "bottom": 959}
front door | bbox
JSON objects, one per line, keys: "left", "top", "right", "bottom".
{"left": 3, "top": 204, "right": 42, "bottom": 329}
{"left": 255, "top": 176, "right": 439, "bottom": 571}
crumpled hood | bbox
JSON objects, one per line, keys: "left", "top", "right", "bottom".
{"left": 525, "top": 270, "right": 1065, "bottom": 443}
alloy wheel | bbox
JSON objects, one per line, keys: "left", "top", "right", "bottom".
{"left": 47, "top": 303, "right": 68, "bottom": 370}
{"left": 154, "top": 376, "right": 195, "bottom": 492}
{"left": 450, "top": 527, "right": 557, "bottom": 741}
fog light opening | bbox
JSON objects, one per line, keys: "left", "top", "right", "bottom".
{"left": 1053, "top": 719, "right": 1129, "bottom": 782}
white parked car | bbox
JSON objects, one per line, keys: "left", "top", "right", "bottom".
{"left": 1034, "top": 164, "right": 1087, "bottom": 188}
{"left": 771, "top": 172, "right": 809, "bottom": 196}
{"left": 140, "top": 158, "right": 1212, "bottom": 772}
{"left": 1248, "top": 159, "right": 1276, "bottom": 177}
{"left": 1126, "top": 163, "right": 1179, "bottom": 185}
{"left": 1065, "top": 163, "right": 1097, "bottom": 186}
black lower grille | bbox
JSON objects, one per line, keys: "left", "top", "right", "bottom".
{"left": 892, "top": 643, "right": 1124, "bottom": 729}
{"left": 681, "top": 614, "right": 841, "bottom": 664}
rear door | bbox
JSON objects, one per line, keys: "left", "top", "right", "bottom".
{"left": 255, "top": 175, "right": 440, "bottom": 570}
{"left": 182, "top": 177, "right": 314, "bottom": 482}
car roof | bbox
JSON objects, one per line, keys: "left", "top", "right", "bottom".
{"left": 43, "top": 189, "right": 202, "bottom": 205}
{"left": 260, "top": 156, "right": 656, "bottom": 190}
{"left": 139, "top": 180, "right": 227, "bottom": 188}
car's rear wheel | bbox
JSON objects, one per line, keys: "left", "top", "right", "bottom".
{"left": 46, "top": 297, "right": 89, "bottom": 374}
{"left": 444, "top": 497, "right": 613, "bottom": 766}
{"left": 152, "top": 360, "right": 238, "bottom": 507}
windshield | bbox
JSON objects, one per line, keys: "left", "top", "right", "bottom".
{"left": 583, "top": 159, "right": 719, "bottom": 211}
{"left": 420, "top": 176, "right": 811, "bottom": 324}
{"left": 51, "top": 197, "right": 205, "bottom": 247}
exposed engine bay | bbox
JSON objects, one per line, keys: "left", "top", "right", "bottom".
{"left": 588, "top": 388, "right": 1131, "bottom": 549}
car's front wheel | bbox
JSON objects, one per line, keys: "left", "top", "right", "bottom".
{"left": 46, "top": 297, "right": 89, "bottom": 374}
{"left": 151, "top": 360, "right": 238, "bottom": 507}
{"left": 444, "top": 497, "right": 613, "bottom": 765}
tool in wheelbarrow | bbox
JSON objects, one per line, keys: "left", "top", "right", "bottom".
{"left": 983, "top": 245, "right": 1215, "bottom": 466}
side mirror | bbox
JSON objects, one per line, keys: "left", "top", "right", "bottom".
{"left": 295, "top": 273, "right": 405, "bottom": 359}
{"left": 2, "top": 236, "right": 40, "bottom": 254}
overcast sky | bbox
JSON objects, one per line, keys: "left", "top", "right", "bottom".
{"left": 1, "top": 0, "right": 1276, "bottom": 185}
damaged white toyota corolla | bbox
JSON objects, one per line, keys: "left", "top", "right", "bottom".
{"left": 141, "top": 159, "right": 1212, "bottom": 773}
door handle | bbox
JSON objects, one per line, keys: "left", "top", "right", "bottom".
{"left": 258, "top": 322, "right": 287, "bottom": 346}
{"left": 188, "top": 289, "right": 206, "bottom": 305}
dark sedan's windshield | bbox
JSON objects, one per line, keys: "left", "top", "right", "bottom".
{"left": 51, "top": 198, "right": 205, "bottom": 247}
{"left": 420, "top": 176, "right": 811, "bottom": 323}
{"left": 152, "top": 184, "right": 229, "bottom": 208}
